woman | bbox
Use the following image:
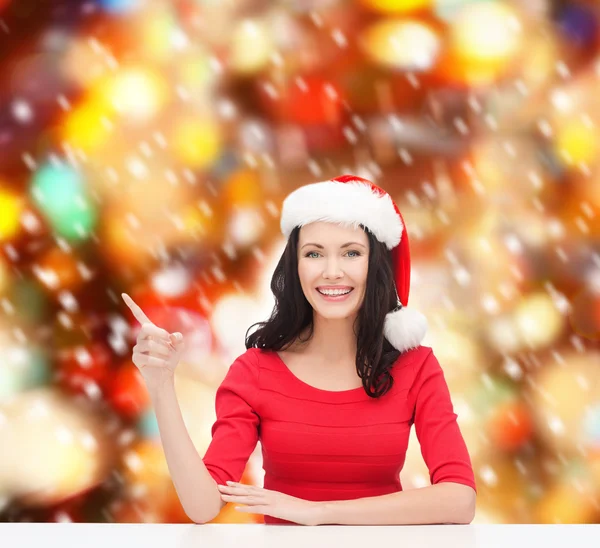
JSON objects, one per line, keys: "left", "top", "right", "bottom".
{"left": 122, "top": 175, "right": 476, "bottom": 526}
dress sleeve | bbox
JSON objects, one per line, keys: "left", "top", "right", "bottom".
{"left": 202, "top": 349, "right": 260, "bottom": 486}
{"left": 409, "top": 348, "right": 477, "bottom": 493}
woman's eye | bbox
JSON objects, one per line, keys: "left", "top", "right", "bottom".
{"left": 305, "top": 250, "right": 361, "bottom": 258}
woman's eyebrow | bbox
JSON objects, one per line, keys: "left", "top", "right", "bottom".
{"left": 300, "top": 242, "right": 366, "bottom": 249}
{"left": 341, "top": 242, "right": 367, "bottom": 249}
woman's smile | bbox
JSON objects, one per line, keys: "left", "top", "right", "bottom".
{"left": 316, "top": 286, "right": 354, "bottom": 301}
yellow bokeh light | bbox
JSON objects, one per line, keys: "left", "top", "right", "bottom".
{"left": 513, "top": 292, "right": 564, "bottom": 350}
{"left": 554, "top": 119, "right": 599, "bottom": 167}
{"left": 62, "top": 97, "right": 113, "bottom": 152}
{"left": 181, "top": 206, "right": 207, "bottom": 236}
{"left": 451, "top": 3, "right": 522, "bottom": 63}
{"left": 171, "top": 118, "right": 222, "bottom": 168}
{"left": 0, "top": 188, "right": 23, "bottom": 241}
{"left": 360, "top": 0, "right": 432, "bottom": 14}
{"left": 101, "top": 67, "right": 169, "bottom": 122}
{"left": 100, "top": 212, "right": 149, "bottom": 269}
{"left": 4, "top": 389, "right": 113, "bottom": 506}
{"left": 362, "top": 19, "right": 441, "bottom": 70}
{"left": 535, "top": 476, "right": 599, "bottom": 524}
{"left": 137, "top": 5, "right": 178, "bottom": 62}
{"left": 520, "top": 32, "right": 559, "bottom": 91}
{"left": 178, "top": 51, "right": 217, "bottom": 91}
{"left": 230, "top": 19, "right": 274, "bottom": 74}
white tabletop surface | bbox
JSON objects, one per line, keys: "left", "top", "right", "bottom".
{"left": 1, "top": 523, "right": 599, "bottom": 548}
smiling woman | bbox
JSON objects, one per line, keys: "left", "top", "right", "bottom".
{"left": 246, "top": 219, "right": 402, "bottom": 398}
{"left": 198, "top": 176, "right": 474, "bottom": 525}
{"left": 244, "top": 175, "right": 430, "bottom": 397}
{"left": 141, "top": 174, "right": 475, "bottom": 526}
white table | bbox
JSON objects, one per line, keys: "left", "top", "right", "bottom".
{"left": 1, "top": 523, "right": 599, "bottom": 548}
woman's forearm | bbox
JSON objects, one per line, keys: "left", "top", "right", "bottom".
{"left": 148, "top": 379, "right": 223, "bottom": 524}
{"left": 317, "top": 482, "right": 476, "bottom": 525}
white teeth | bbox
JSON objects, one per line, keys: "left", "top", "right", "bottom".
{"left": 317, "top": 288, "right": 352, "bottom": 296}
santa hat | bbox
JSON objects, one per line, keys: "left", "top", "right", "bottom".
{"left": 280, "top": 174, "right": 427, "bottom": 353}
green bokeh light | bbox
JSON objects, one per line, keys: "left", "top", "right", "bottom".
{"left": 30, "top": 163, "right": 98, "bottom": 242}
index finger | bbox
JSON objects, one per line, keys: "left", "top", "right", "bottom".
{"left": 139, "top": 322, "right": 171, "bottom": 342}
{"left": 122, "top": 293, "right": 152, "bottom": 325}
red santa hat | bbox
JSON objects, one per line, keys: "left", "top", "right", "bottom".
{"left": 280, "top": 174, "right": 427, "bottom": 353}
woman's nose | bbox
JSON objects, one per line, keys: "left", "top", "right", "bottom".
{"left": 323, "top": 258, "right": 343, "bottom": 279}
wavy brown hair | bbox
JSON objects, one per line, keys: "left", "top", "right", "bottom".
{"left": 245, "top": 225, "right": 401, "bottom": 398}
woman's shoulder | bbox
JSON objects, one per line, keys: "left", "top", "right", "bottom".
{"left": 224, "top": 347, "right": 292, "bottom": 397}
{"left": 229, "top": 346, "right": 280, "bottom": 375}
{"left": 390, "top": 345, "right": 435, "bottom": 387}
{"left": 224, "top": 347, "right": 262, "bottom": 380}
{"left": 392, "top": 344, "right": 433, "bottom": 368}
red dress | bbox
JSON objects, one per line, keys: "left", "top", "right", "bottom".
{"left": 202, "top": 345, "right": 476, "bottom": 524}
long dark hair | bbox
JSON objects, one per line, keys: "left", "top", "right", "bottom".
{"left": 245, "top": 225, "right": 401, "bottom": 398}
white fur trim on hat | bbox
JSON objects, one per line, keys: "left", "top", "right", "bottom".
{"left": 384, "top": 306, "right": 428, "bottom": 353}
{"left": 280, "top": 181, "right": 403, "bottom": 249}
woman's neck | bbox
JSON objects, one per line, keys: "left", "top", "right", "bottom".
{"left": 300, "top": 313, "right": 358, "bottom": 365}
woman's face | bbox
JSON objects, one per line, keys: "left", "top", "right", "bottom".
{"left": 297, "top": 222, "right": 370, "bottom": 321}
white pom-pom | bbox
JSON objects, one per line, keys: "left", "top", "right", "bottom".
{"left": 383, "top": 306, "right": 428, "bottom": 353}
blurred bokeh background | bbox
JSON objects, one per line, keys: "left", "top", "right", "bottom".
{"left": 1, "top": 0, "right": 600, "bottom": 525}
